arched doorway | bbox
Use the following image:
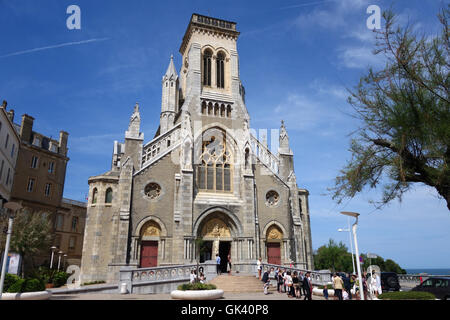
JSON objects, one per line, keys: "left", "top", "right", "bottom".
{"left": 139, "top": 220, "right": 161, "bottom": 268}
{"left": 197, "top": 212, "right": 235, "bottom": 273}
{"left": 266, "top": 225, "right": 283, "bottom": 265}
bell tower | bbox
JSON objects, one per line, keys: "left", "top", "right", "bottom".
{"left": 178, "top": 14, "right": 248, "bottom": 124}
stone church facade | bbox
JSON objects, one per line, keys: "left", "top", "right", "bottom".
{"left": 80, "top": 14, "right": 314, "bottom": 283}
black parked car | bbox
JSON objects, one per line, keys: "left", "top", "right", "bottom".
{"left": 412, "top": 277, "right": 450, "bottom": 300}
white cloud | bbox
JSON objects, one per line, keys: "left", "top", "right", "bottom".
{"left": 337, "top": 46, "right": 385, "bottom": 69}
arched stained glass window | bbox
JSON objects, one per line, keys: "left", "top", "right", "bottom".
{"left": 196, "top": 133, "right": 232, "bottom": 192}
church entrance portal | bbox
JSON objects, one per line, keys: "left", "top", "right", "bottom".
{"left": 219, "top": 241, "right": 231, "bottom": 273}
{"left": 198, "top": 213, "right": 236, "bottom": 272}
{"left": 140, "top": 241, "right": 158, "bottom": 267}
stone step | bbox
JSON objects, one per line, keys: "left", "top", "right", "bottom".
{"left": 208, "top": 275, "right": 270, "bottom": 293}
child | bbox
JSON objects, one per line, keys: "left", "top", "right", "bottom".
{"left": 343, "top": 289, "right": 349, "bottom": 300}
{"left": 323, "top": 286, "right": 329, "bottom": 300}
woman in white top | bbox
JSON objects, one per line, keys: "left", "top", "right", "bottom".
{"left": 257, "top": 258, "right": 262, "bottom": 280}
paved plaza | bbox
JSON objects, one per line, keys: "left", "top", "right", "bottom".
{"left": 50, "top": 291, "right": 326, "bottom": 300}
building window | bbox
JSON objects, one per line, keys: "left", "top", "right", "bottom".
{"left": 196, "top": 132, "right": 232, "bottom": 192}
{"left": 71, "top": 216, "right": 78, "bottom": 232}
{"left": 55, "top": 214, "right": 64, "bottom": 230}
{"left": 6, "top": 168, "right": 10, "bottom": 185}
{"left": 44, "top": 183, "right": 51, "bottom": 197}
{"left": 50, "top": 144, "right": 58, "bottom": 153}
{"left": 201, "top": 101, "right": 207, "bottom": 114}
{"left": 144, "top": 183, "right": 161, "bottom": 199}
{"left": 227, "top": 105, "right": 231, "bottom": 118}
{"left": 31, "top": 156, "right": 39, "bottom": 168}
{"left": 10, "top": 144, "right": 15, "bottom": 158}
{"left": 202, "top": 49, "right": 212, "bottom": 86}
{"left": 48, "top": 161, "right": 55, "bottom": 173}
{"left": 69, "top": 236, "right": 76, "bottom": 250}
{"left": 216, "top": 52, "right": 225, "bottom": 88}
{"left": 27, "top": 178, "right": 35, "bottom": 192}
{"left": 5, "top": 134, "right": 9, "bottom": 149}
{"left": 33, "top": 137, "right": 41, "bottom": 147}
{"left": 92, "top": 188, "right": 98, "bottom": 204}
{"left": 105, "top": 188, "right": 113, "bottom": 203}
{"left": 266, "top": 190, "right": 280, "bottom": 207}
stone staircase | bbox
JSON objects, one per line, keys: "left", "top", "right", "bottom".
{"left": 208, "top": 274, "right": 267, "bottom": 293}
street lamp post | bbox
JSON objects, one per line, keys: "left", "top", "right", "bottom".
{"left": 0, "top": 202, "right": 23, "bottom": 300}
{"left": 338, "top": 224, "right": 356, "bottom": 275}
{"left": 63, "top": 254, "right": 67, "bottom": 271}
{"left": 340, "top": 211, "right": 364, "bottom": 300}
{"left": 57, "top": 251, "right": 63, "bottom": 270}
{"left": 50, "top": 246, "right": 57, "bottom": 269}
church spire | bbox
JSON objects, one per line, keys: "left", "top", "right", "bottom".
{"left": 125, "top": 103, "right": 143, "bottom": 140}
{"left": 163, "top": 54, "right": 178, "bottom": 81}
{"left": 279, "top": 120, "right": 292, "bottom": 155}
{"left": 160, "top": 55, "right": 179, "bottom": 134}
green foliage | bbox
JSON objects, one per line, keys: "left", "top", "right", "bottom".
{"left": 313, "top": 239, "right": 352, "bottom": 272}
{"left": 361, "top": 255, "right": 407, "bottom": 274}
{"left": 2, "top": 274, "right": 21, "bottom": 292}
{"left": 314, "top": 239, "right": 406, "bottom": 274}
{"left": 52, "top": 271, "right": 70, "bottom": 288}
{"left": 379, "top": 291, "right": 435, "bottom": 300}
{"left": 6, "top": 278, "right": 45, "bottom": 293}
{"left": 177, "top": 283, "right": 217, "bottom": 291}
{"left": 82, "top": 281, "right": 106, "bottom": 286}
{"left": 318, "top": 284, "right": 333, "bottom": 289}
{"left": 330, "top": 6, "right": 450, "bottom": 211}
{"left": 1, "top": 209, "right": 54, "bottom": 276}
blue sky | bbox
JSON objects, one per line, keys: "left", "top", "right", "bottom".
{"left": 0, "top": 0, "right": 449, "bottom": 269}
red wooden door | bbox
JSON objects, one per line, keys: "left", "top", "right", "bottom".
{"left": 140, "top": 241, "right": 158, "bottom": 267}
{"left": 267, "top": 243, "right": 281, "bottom": 265}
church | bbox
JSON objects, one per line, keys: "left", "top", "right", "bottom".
{"left": 80, "top": 14, "right": 314, "bottom": 283}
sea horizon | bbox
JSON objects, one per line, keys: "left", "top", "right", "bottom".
{"left": 405, "top": 268, "right": 450, "bottom": 275}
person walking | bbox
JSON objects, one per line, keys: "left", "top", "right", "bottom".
{"left": 257, "top": 258, "right": 262, "bottom": 280}
{"left": 216, "top": 254, "right": 221, "bottom": 275}
{"left": 277, "top": 270, "right": 283, "bottom": 293}
{"left": 303, "top": 272, "right": 312, "bottom": 300}
{"left": 285, "top": 271, "right": 293, "bottom": 298}
{"left": 333, "top": 273, "right": 344, "bottom": 300}
{"left": 323, "top": 285, "right": 329, "bottom": 300}
{"left": 227, "top": 253, "right": 232, "bottom": 275}
{"left": 298, "top": 271, "right": 304, "bottom": 298}
{"left": 343, "top": 273, "right": 352, "bottom": 300}
{"left": 262, "top": 267, "right": 273, "bottom": 295}
{"left": 293, "top": 271, "right": 300, "bottom": 298}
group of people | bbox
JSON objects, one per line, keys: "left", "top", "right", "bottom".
{"left": 324, "top": 270, "right": 382, "bottom": 300}
{"left": 257, "top": 256, "right": 383, "bottom": 301}
{"left": 215, "top": 253, "right": 232, "bottom": 275}
{"left": 261, "top": 266, "right": 313, "bottom": 300}
{"left": 190, "top": 269, "right": 206, "bottom": 284}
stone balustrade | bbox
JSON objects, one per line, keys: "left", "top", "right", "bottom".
{"left": 141, "top": 123, "right": 181, "bottom": 168}
{"left": 119, "top": 262, "right": 218, "bottom": 294}
{"left": 250, "top": 135, "right": 280, "bottom": 175}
